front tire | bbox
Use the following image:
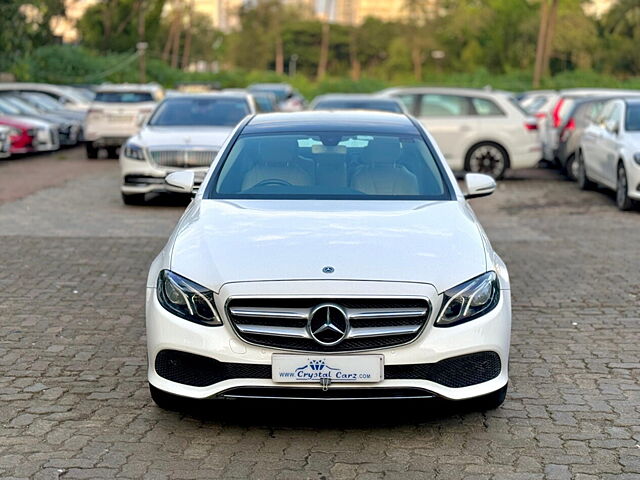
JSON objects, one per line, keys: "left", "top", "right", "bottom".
{"left": 121, "top": 192, "right": 146, "bottom": 205}
{"left": 576, "top": 150, "right": 595, "bottom": 190}
{"left": 616, "top": 163, "right": 634, "bottom": 211}
{"left": 149, "top": 384, "right": 186, "bottom": 412}
{"left": 465, "top": 142, "right": 509, "bottom": 180}
{"left": 564, "top": 153, "right": 578, "bottom": 181}
{"left": 85, "top": 143, "right": 98, "bottom": 159}
{"left": 106, "top": 146, "right": 119, "bottom": 159}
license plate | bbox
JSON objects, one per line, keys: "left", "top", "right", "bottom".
{"left": 272, "top": 354, "right": 383, "bottom": 383}
{"left": 108, "top": 115, "right": 133, "bottom": 122}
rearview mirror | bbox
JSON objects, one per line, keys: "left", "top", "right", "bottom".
{"left": 165, "top": 171, "right": 195, "bottom": 194}
{"left": 464, "top": 173, "right": 496, "bottom": 199}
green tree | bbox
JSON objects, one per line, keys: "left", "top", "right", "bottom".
{"left": 77, "top": 0, "right": 165, "bottom": 53}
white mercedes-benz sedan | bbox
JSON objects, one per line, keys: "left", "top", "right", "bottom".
{"left": 119, "top": 93, "right": 256, "bottom": 204}
{"left": 146, "top": 111, "right": 511, "bottom": 410}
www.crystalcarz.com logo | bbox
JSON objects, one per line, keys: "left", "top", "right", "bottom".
{"left": 292, "top": 359, "right": 358, "bottom": 380}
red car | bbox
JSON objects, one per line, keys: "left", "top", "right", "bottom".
{"left": 0, "top": 116, "right": 37, "bottom": 154}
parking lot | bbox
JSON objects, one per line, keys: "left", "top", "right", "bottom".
{"left": 1, "top": 147, "right": 639, "bottom": 479}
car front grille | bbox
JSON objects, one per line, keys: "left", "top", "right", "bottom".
{"left": 227, "top": 298, "right": 430, "bottom": 352}
{"left": 149, "top": 149, "right": 217, "bottom": 168}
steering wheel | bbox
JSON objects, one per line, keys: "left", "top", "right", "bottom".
{"left": 253, "top": 179, "right": 292, "bottom": 188}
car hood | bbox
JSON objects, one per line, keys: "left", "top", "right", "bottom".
{"left": 0, "top": 115, "right": 53, "bottom": 129}
{"left": 131, "top": 126, "right": 233, "bottom": 148}
{"left": 169, "top": 199, "right": 488, "bottom": 294}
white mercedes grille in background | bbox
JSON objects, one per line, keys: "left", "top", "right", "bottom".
{"left": 149, "top": 149, "right": 218, "bottom": 168}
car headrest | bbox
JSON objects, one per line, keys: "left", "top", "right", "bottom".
{"left": 363, "top": 138, "right": 402, "bottom": 165}
{"left": 258, "top": 137, "right": 298, "bottom": 165}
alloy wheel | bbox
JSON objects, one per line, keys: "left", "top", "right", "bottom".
{"left": 467, "top": 144, "right": 507, "bottom": 179}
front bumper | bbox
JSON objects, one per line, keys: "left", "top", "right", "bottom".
{"left": 146, "top": 280, "right": 511, "bottom": 401}
{"left": 627, "top": 161, "right": 640, "bottom": 201}
{"left": 120, "top": 155, "right": 208, "bottom": 194}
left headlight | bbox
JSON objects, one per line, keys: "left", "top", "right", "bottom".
{"left": 157, "top": 270, "right": 222, "bottom": 326}
{"left": 633, "top": 152, "right": 640, "bottom": 166}
{"left": 123, "top": 143, "right": 145, "bottom": 160}
{"left": 435, "top": 271, "right": 500, "bottom": 327}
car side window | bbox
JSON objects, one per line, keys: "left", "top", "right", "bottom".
{"left": 395, "top": 94, "right": 417, "bottom": 115}
{"left": 608, "top": 104, "right": 622, "bottom": 124}
{"left": 596, "top": 102, "right": 614, "bottom": 125}
{"left": 471, "top": 97, "right": 504, "bottom": 116}
{"left": 419, "top": 94, "right": 472, "bottom": 117}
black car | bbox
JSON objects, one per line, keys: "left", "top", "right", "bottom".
{"left": 555, "top": 97, "right": 612, "bottom": 180}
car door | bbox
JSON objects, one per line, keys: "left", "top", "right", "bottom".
{"left": 415, "top": 94, "right": 476, "bottom": 169}
{"left": 582, "top": 101, "right": 614, "bottom": 182}
{"left": 598, "top": 102, "right": 623, "bottom": 188}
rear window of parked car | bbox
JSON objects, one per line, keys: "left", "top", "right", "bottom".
{"left": 313, "top": 100, "right": 403, "bottom": 113}
{"left": 95, "top": 92, "right": 154, "bottom": 103}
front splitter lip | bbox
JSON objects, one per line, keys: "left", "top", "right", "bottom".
{"left": 148, "top": 372, "right": 509, "bottom": 402}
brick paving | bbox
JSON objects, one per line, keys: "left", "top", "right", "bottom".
{"left": 0, "top": 149, "right": 639, "bottom": 479}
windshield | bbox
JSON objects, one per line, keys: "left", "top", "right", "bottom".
{"left": 95, "top": 91, "right": 154, "bottom": 103}
{"left": 148, "top": 97, "right": 250, "bottom": 127}
{"left": 23, "top": 93, "right": 62, "bottom": 111}
{"left": 0, "top": 98, "right": 22, "bottom": 115}
{"left": 250, "top": 86, "right": 289, "bottom": 102}
{"left": 207, "top": 132, "right": 451, "bottom": 200}
{"left": 626, "top": 104, "right": 640, "bottom": 131}
{"left": 313, "top": 100, "right": 403, "bottom": 113}
{"left": 2, "top": 96, "right": 41, "bottom": 115}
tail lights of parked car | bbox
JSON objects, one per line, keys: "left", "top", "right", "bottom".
{"left": 559, "top": 117, "right": 576, "bottom": 142}
{"left": 552, "top": 98, "right": 565, "bottom": 128}
{"left": 524, "top": 120, "right": 538, "bottom": 131}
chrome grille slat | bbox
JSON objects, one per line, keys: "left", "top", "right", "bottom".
{"left": 348, "top": 308, "right": 427, "bottom": 320}
{"left": 346, "top": 325, "right": 422, "bottom": 339}
{"left": 227, "top": 298, "right": 430, "bottom": 352}
{"left": 229, "top": 307, "right": 309, "bottom": 319}
{"left": 235, "top": 324, "right": 310, "bottom": 338}
{"left": 149, "top": 148, "right": 218, "bottom": 168}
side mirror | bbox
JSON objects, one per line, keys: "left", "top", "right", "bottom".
{"left": 165, "top": 171, "right": 194, "bottom": 194}
{"left": 605, "top": 120, "right": 619, "bottom": 135}
{"left": 464, "top": 173, "right": 497, "bottom": 199}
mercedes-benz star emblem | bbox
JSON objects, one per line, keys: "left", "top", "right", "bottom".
{"left": 322, "top": 266, "right": 334, "bottom": 274}
{"left": 308, "top": 304, "right": 349, "bottom": 346}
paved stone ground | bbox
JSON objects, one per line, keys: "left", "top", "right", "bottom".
{"left": 1, "top": 148, "right": 639, "bottom": 479}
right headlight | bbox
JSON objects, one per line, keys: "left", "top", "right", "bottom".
{"left": 157, "top": 270, "right": 222, "bottom": 326}
{"left": 633, "top": 152, "right": 640, "bottom": 166}
{"left": 435, "top": 271, "right": 500, "bottom": 327}
{"left": 123, "top": 143, "right": 145, "bottom": 160}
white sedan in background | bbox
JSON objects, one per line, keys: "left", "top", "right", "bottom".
{"left": 119, "top": 92, "right": 256, "bottom": 205}
{"left": 577, "top": 97, "right": 640, "bottom": 210}
{"left": 380, "top": 87, "right": 541, "bottom": 179}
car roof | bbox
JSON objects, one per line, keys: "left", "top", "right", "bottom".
{"left": 243, "top": 111, "right": 417, "bottom": 134}
{"left": 163, "top": 92, "right": 250, "bottom": 101}
{"left": 315, "top": 94, "right": 398, "bottom": 101}
{"left": 379, "top": 86, "right": 513, "bottom": 98}
{"left": 96, "top": 84, "right": 161, "bottom": 93}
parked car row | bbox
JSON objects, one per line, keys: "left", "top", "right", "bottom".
{"left": 522, "top": 88, "right": 640, "bottom": 211}
{"left": 0, "top": 82, "right": 92, "bottom": 158}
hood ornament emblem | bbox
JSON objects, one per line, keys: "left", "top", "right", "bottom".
{"left": 322, "top": 266, "right": 334, "bottom": 274}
